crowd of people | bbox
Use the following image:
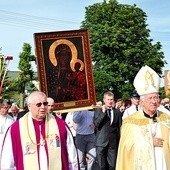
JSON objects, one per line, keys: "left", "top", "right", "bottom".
{"left": 0, "top": 65, "right": 170, "bottom": 170}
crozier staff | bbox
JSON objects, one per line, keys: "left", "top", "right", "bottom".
{"left": 0, "top": 91, "right": 79, "bottom": 170}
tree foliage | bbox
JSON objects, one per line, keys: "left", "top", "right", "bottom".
{"left": 81, "top": 0, "right": 166, "bottom": 101}
{"left": 18, "top": 43, "right": 35, "bottom": 80}
{"left": 9, "top": 43, "right": 36, "bottom": 94}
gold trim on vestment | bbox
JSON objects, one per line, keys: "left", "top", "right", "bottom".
{"left": 123, "top": 111, "right": 170, "bottom": 126}
{"left": 19, "top": 113, "right": 62, "bottom": 170}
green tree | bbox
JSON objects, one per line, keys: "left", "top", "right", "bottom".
{"left": 81, "top": 0, "right": 166, "bottom": 101}
{"left": 9, "top": 43, "right": 36, "bottom": 107}
{"left": 159, "top": 87, "right": 166, "bottom": 99}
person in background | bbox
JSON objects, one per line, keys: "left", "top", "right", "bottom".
{"left": 157, "top": 98, "right": 170, "bottom": 116}
{"left": 115, "top": 99, "right": 124, "bottom": 109}
{"left": 65, "top": 112, "right": 76, "bottom": 140}
{"left": 0, "top": 99, "right": 14, "bottom": 133}
{"left": 115, "top": 99, "right": 125, "bottom": 115}
{"left": 16, "top": 98, "right": 29, "bottom": 119}
{"left": 0, "top": 99, "right": 14, "bottom": 152}
{"left": 124, "top": 99, "right": 131, "bottom": 110}
{"left": 47, "top": 97, "right": 64, "bottom": 119}
{"left": 0, "top": 91, "right": 79, "bottom": 170}
{"left": 73, "top": 110, "right": 96, "bottom": 170}
{"left": 163, "top": 97, "right": 170, "bottom": 110}
{"left": 122, "top": 91, "right": 140, "bottom": 119}
{"left": 94, "top": 91, "right": 122, "bottom": 170}
{"left": 47, "top": 97, "right": 55, "bottom": 115}
{"left": 8, "top": 103, "right": 20, "bottom": 121}
{"left": 116, "top": 65, "right": 170, "bottom": 170}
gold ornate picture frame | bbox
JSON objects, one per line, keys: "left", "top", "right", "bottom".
{"left": 34, "top": 29, "right": 96, "bottom": 111}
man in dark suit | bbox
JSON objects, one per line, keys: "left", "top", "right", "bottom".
{"left": 94, "top": 91, "right": 122, "bottom": 170}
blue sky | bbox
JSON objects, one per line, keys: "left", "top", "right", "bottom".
{"left": 0, "top": 0, "right": 170, "bottom": 81}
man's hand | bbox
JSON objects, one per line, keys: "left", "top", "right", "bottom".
{"left": 89, "top": 123, "right": 95, "bottom": 129}
{"left": 102, "top": 105, "right": 108, "bottom": 113}
{"left": 153, "top": 136, "right": 164, "bottom": 147}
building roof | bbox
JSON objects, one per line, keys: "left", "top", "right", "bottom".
{"left": 7, "top": 71, "right": 38, "bottom": 81}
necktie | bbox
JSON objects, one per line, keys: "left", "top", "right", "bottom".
{"left": 107, "top": 109, "right": 111, "bottom": 118}
{"left": 136, "top": 105, "right": 138, "bottom": 111}
{"left": 107, "top": 109, "right": 114, "bottom": 125}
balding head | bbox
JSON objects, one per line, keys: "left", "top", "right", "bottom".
{"left": 47, "top": 97, "right": 54, "bottom": 105}
{"left": 47, "top": 97, "right": 55, "bottom": 113}
{"left": 27, "top": 91, "right": 47, "bottom": 104}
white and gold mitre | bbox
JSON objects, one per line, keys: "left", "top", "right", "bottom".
{"left": 133, "top": 65, "right": 160, "bottom": 96}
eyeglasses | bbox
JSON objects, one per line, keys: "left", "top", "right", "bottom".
{"left": 31, "top": 102, "right": 48, "bottom": 107}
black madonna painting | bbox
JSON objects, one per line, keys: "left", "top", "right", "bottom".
{"left": 34, "top": 29, "right": 96, "bottom": 110}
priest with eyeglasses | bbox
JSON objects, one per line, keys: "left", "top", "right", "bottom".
{"left": 0, "top": 91, "right": 79, "bottom": 170}
{"left": 116, "top": 65, "right": 170, "bottom": 170}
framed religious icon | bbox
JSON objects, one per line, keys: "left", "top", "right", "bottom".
{"left": 34, "top": 29, "right": 96, "bottom": 111}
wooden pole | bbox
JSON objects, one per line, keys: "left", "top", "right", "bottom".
{"left": 0, "top": 56, "right": 13, "bottom": 94}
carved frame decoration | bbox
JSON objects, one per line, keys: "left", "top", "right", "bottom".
{"left": 34, "top": 29, "right": 96, "bottom": 111}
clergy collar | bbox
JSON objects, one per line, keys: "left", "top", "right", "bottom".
{"left": 32, "top": 117, "right": 45, "bottom": 124}
{"left": 143, "top": 111, "right": 157, "bottom": 118}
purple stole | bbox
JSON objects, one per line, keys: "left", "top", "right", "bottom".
{"left": 10, "top": 116, "right": 68, "bottom": 170}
